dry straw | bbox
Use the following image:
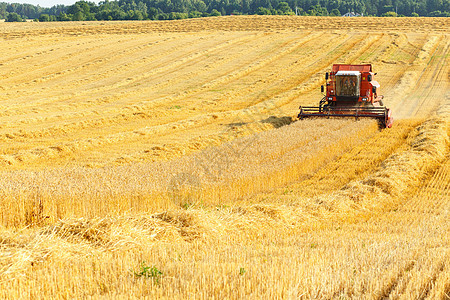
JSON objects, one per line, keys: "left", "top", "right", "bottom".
{"left": 0, "top": 116, "right": 447, "bottom": 298}
{"left": 0, "top": 118, "right": 378, "bottom": 228}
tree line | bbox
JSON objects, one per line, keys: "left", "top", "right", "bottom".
{"left": 1, "top": 0, "right": 448, "bottom": 22}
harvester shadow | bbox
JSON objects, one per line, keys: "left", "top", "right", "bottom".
{"left": 227, "top": 116, "right": 294, "bottom": 129}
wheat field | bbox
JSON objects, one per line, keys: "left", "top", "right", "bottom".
{"left": 0, "top": 16, "right": 449, "bottom": 298}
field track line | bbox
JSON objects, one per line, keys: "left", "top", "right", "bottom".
{"left": 0, "top": 33, "right": 321, "bottom": 138}
{"left": 0, "top": 34, "right": 114, "bottom": 67}
{"left": 0, "top": 32, "right": 309, "bottom": 118}
{"left": 0, "top": 32, "right": 328, "bottom": 135}
{"left": 392, "top": 35, "right": 448, "bottom": 118}
{"left": 377, "top": 34, "right": 431, "bottom": 92}
{"left": 0, "top": 33, "right": 249, "bottom": 111}
{"left": 409, "top": 37, "right": 450, "bottom": 117}
{"left": 4, "top": 34, "right": 187, "bottom": 90}
{"left": 0, "top": 35, "right": 144, "bottom": 85}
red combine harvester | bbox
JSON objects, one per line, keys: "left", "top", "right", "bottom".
{"left": 298, "top": 64, "right": 393, "bottom": 128}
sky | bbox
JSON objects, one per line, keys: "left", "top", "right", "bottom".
{"left": 5, "top": 0, "right": 101, "bottom": 7}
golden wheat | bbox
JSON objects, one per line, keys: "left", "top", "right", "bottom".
{"left": 0, "top": 17, "right": 448, "bottom": 298}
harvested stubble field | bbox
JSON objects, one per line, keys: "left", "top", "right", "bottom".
{"left": 0, "top": 16, "right": 449, "bottom": 298}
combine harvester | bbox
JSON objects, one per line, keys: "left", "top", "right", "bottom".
{"left": 298, "top": 64, "right": 393, "bottom": 128}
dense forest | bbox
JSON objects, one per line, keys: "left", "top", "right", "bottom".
{"left": 1, "top": 0, "right": 449, "bottom": 22}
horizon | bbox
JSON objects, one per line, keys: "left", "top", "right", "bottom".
{"left": 3, "top": 0, "right": 101, "bottom": 7}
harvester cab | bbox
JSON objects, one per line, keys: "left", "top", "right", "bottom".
{"left": 299, "top": 64, "right": 393, "bottom": 128}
